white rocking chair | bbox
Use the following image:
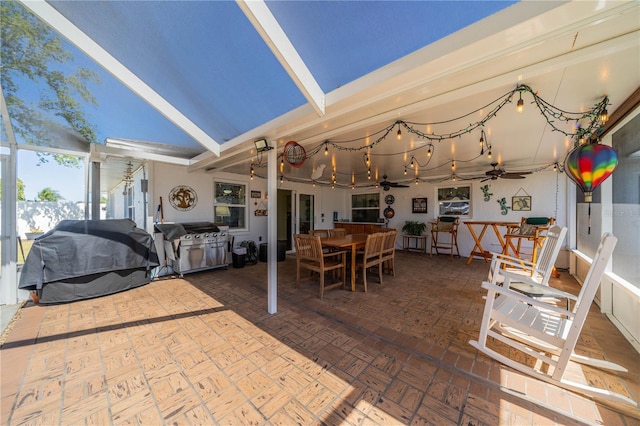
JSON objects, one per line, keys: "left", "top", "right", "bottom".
{"left": 470, "top": 233, "right": 637, "bottom": 406}
{"left": 488, "top": 225, "right": 568, "bottom": 306}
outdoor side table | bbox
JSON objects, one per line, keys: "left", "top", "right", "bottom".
{"left": 403, "top": 235, "right": 427, "bottom": 254}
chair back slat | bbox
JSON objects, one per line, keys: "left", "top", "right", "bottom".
{"left": 533, "top": 225, "right": 567, "bottom": 280}
{"left": 310, "top": 229, "right": 330, "bottom": 238}
{"left": 295, "top": 233, "right": 323, "bottom": 265}
{"left": 329, "top": 228, "right": 347, "bottom": 237}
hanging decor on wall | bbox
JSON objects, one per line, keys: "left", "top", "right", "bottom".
{"left": 511, "top": 188, "right": 531, "bottom": 211}
{"left": 169, "top": 185, "right": 197, "bottom": 211}
{"left": 497, "top": 197, "right": 510, "bottom": 215}
{"left": 480, "top": 184, "right": 493, "bottom": 201}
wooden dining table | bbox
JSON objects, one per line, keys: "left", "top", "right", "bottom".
{"left": 463, "top": 221, "right": 520, "bottom": 264}
{"left": 321, "top": 233, "right": 368, "bottom": 291}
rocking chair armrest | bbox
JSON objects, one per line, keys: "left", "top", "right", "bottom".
{"left": 480, "top": 281, "right": 574, "bottom": 317}
{"left": 499, "top": 268, "right": 546, "bottom": 284}
{"left": 489, "top": 252, "right": 536, "bottom": 268}
{"left": 492, "top": 258, "right": 538, "bottom": 273}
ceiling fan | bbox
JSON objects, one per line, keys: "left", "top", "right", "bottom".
{"left": 379, "top": 174, "right": 409, "bottom": 191}
{"left": 482, "top": 162, "right": 531, "bottom": 182}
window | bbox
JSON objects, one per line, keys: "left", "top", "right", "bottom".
{"left": 351, "top": 193, "right": 379, "bottom": 222}
{"left": 436, "top": 185, "right": 471, "bottom": 216}
{"left": 611, "top": 113, "right": 640, "bottom": 288}
{"left": 214, "top": 181, "right": 247, "bottom": 230}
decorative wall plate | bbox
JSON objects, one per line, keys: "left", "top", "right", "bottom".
{"left": 383, "top": 206, "right": 395, "bottom": 219}
{"left": 169, "top": 185, "right": 198, "bottom": 211}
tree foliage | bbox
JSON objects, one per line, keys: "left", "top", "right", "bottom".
{"left": 0, "top": 178, "right": 26, "bottom": 201}
{"left": 37, "top": 187, "right": 64, "bottom": 202}
{"left": 0, "top": 1, "right": 100, "bottom": 166}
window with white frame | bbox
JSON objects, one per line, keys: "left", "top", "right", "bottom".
{"left": 214, "top": 181, "right": 247, "bottom": 230}
{"left": 436, "top": 185, "right": 471, "bottom": 216}
{"left": 352, "top": 193, "right": 380, "bottom": 222}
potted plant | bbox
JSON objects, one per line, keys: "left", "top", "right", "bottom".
{"left": 402, "top": 220, "right": 427, "bottom": 236}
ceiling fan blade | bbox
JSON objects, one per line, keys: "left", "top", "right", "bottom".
{"left": 500, "top": 174, "right": 527, "bottom": 179}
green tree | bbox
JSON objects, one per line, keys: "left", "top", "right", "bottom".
{"left": 37, "top": 187, "right": 64, "bottom": 202}
{"left": 0, "top": 1, "right": 100, "bottom": 167}
{"left": 0, "top": 178, "right": 26, "bottom": 201}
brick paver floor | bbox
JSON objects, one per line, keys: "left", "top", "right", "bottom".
{"left": 1, "top": 251, "right": 638, "bottom": 425}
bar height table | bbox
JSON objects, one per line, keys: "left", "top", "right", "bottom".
{"left": 464, "top": 221, "right": 519, "bottom": 264}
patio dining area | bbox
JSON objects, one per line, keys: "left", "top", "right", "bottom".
{"left": 1, "top": 251, "right": 638, "bottom": 425}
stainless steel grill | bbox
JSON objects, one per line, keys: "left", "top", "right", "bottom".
{"left": 155, "top": 222, "right": 229, "bottom": 276}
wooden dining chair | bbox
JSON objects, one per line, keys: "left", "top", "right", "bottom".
{"left": 430, "top": 216, "right": 460, "bottom": 259}
{"left": 355, "top": 232, "right": 384, "bottom": 292}
{"left": 310, "top": 229, "right": 330, "bottom": 238}
{"left": 380, "top": 229, "right": 397, "bottom": 276}
{"left": 294, "top": 234, "right": 346, "bottom": 299}
{"left": 329, "top": 228, "right": 347, "bottom": 237}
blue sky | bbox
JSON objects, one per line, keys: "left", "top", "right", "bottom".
{"left": 18, "top": 150, "right": 86, "bottom": 202}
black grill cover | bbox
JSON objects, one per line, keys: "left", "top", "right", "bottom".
{"left": 19, "top": 219, "right": 159, "bottom": 303}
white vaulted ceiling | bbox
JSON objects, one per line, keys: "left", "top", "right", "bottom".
{"left": 11, "top": 1, "right": 640, "bottom": 190}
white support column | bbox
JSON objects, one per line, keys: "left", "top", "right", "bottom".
{"left": 91, "top": 161, "right": 101, "bottom": 220}
{"left": 267, "top": 146, "right": 278, "bottom": 314}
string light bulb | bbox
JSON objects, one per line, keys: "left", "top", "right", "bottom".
{"left": 280, "top": 157, "right": 284, "bottom": 173}
{"left": 280, "top": 175, "right": 284, "bottom": 184}
{"left": 600, "top": 108, "right": 608, "bottom": 123}
{"left": 415, "top": 178, "right": 419, "bottom": 185}
{"left": 451, "top": 160, "right": 455, "bottom": 170}
{"left": 410, "top": 157, "right": 414, "bottom": 168}
{"left": 324, "top": 143, "right": 329, "bottom": 156}
{"left": 427, "top": 146, "right": 432, "bottom": 157}
{"left": 367, "top": 168, "right": 371, "bottom": 179}
{"left": 250, "top": 165, "right": 254, "bottom": 180}
{"left": 396, "top": 124, "right": 402, "bottom": 140}
{"left": 516, "top": 92, "right": 524, "bottom": 113}
{"left": 404, "top": 167, "right": 407, "bottom": 175}
{"left": 487, "top": 149, "right": 492, "bottom": 159}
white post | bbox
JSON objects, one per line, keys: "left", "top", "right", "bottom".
{"left": 267, "top": 146, "right": 278, "bottom": 314}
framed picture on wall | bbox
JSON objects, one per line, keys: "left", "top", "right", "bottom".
{"left": 412, "top": 197, "right": 428, "bottom": 213}
{"left": 512, "top": 196, "right": 531, "bottom": 211}
{"left": 251, "top": 190, "right": 261, "bottom": 198}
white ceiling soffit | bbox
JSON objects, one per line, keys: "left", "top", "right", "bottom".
{"left": 237, "top": 0, "right": 325, "bottom": 117}
{"left": 19, "top": 0, "right": 222, "bottom": 157}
